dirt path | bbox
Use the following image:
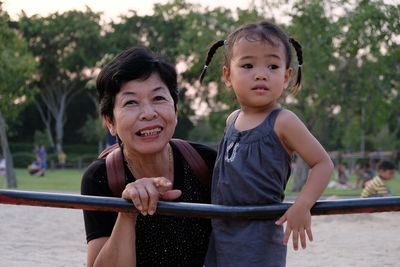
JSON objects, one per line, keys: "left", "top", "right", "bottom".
{"left": 1, "top": 205, "right": 399, "bottom": 266}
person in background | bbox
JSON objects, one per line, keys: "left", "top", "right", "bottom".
{"left": 355, "top": 162, "right": 375, "bottom": 189}
{"left": 361, "top": 160, "right": 396, "bottom": 198}
{"left": 199, "top": 20, "right": 333, "bottom": 266}
{"left": 57, "top": 150, "right": 67, "bottom": 169}
{"left": 36, "top": 144, "right": 47, "bottom": 176}
{"left": 336, "top": 163, "right": 351, "bottom": 188}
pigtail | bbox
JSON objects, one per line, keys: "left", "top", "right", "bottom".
{"left": 199, "top": 40, "right": 225, "bottom": 84}
{"left": 289, "top": 37, "right": 303, "bottom": 94}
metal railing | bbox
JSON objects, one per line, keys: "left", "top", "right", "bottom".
{"left": 1, "top": 189, "right": 400, "bottom": 219}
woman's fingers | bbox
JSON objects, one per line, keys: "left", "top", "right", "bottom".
{"left": 123, "top": 177, "right": 178, "bottom": 216}
{"left": 145, "top": 182, "right": 161, "bottom": 215}
{"left": 124, "top": 185, "right": 142, "bottom": 212}
{"left": 161, "top": 189, "right": 182, "bottom": 200}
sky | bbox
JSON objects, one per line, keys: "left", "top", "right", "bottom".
{"left": 3, "top": 0, "right": 254, "bottom": 20}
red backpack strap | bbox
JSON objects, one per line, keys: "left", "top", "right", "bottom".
{"left": 101, "top": 139, "right": 211, "bottom": 197}
{"left": 104, "top": 146, "right": 126, "bottom": 197}
{"left": 106, "top": 147, "right": 126, "bottom": 197}
{"left": 98, "top": 143, "right": 119, "bottom": 159}
{"left": 172, "top": 138, "right": 211, "bottom": 188}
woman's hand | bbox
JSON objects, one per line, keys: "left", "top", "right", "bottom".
{"left": 275, "top": 202, "right": 313, "bottom": 250}
{"left": 122, "top": 177, "right": 182, "bottom": 216}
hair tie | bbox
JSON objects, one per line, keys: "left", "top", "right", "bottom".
{"left": 203, "top": 65, "right": 208, "bottom": 70}
{"left": 298, "top": 64, "right": 302, "bottom": 68}
{"left": 223, "top": 40, "right": 227, "bottom": 46}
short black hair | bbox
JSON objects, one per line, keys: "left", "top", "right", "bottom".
{"left": 97, "top": 46, "right": 178, "bottom": 121}
{"left": 377, "top": 160, "right": 396, "bottom": 171}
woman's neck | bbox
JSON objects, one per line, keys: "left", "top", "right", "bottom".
{"left": 124, "top": 144, "right": 174, "bottom": 181}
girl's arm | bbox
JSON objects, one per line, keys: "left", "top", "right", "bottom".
{"left": 274, "top": 109, "right": 334, "bottom": 250}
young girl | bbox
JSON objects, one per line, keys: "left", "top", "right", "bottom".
{"left": 200, "top": 21, "right": 334, "bottom": 266}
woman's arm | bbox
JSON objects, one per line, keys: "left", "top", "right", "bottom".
{"left": 87, "top": 213, "right": 137, "bottom": 267}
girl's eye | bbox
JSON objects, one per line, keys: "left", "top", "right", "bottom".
{"left": 241, "top": 64, "right": 253, "bottom": 69}
{"left": 268, "top": 64, "right": 279, "bottom": 70}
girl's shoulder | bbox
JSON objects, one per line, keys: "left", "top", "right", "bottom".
{"left": 275, "top": 108, "right": 302, "bottom": 127}
{"left": 226, "top": 109, "right": 241, "bottom": 126}
{"left": 274, "top": 108, "right": 308, "bottom": 140}
{"left": 276, "top": 108, "right": 297, "bottom": 118}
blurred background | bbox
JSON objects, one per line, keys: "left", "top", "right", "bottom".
{"left": 0, "top": 0, "right": 399, "bottom": 196}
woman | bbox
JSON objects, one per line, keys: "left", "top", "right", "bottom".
{"left": 81, "top": 47, "right": 216, "bottom": 266}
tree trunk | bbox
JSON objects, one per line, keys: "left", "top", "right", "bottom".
{"left": 35, "top": 101, "right": 55, "bottom": 148}
{"left": 0, "top": 111, "right": 17, "bottom": 188}
{"left": 291, "top": 156, "right": 309, "bottom": 192}
{"left": 54, "top": 94, "right": 67, "bottom": 153}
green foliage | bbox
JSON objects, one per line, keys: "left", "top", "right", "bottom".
{"left": 33, "top": 130, "right": 51, "bottom": 148}
{"left": 79, "top": 115, "right": 107, "bottom": 144}
{"left": 17, "top": 8, "right": 106, "bottom": 151}
{"left": 4, "top": 0, "right": 400, "bottom": 154}
{"left": 12, "top": 152, "right": 35, "bottom": 168}
{"left": 342, "top": 117, "right": 362, "bottom": 151}
{"left": 366, "top": 125, "right": 400, "bottom": 151}
{"left": 0, "top": 8, "right": 36, "bottom": 118}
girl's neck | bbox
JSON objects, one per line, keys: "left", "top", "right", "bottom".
{"left": 235, "top": 104, "right": 280, "bottom": 132}
{"left": 240, "top": 102, "right": 280, "bottom": 115}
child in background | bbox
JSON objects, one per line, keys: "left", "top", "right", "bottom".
{"left": 200, "top": 20, "right": 334, "bottom": 266}
{"left": 361, "top": 160, "right": 396, "bottom": 198}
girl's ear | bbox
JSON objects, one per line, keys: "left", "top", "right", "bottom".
{"left": 223, "top": 66, "right": 232, "bottom": 88}
{"left": 284, "top": 67, "right": 293, "bottom": 88}
{"left": 103, "top": 116, "right": 116, "bottom": 136}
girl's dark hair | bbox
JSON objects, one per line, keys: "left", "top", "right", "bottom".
{"left": 97, "top": 46, "right": 178, "bottom": 121}
{"left": 200, "top": 21, "right": 303, "bottom": 93}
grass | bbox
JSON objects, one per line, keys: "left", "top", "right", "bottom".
{"left": 0, "top": 168, "right": 84, "bottom": 193}
{"left": 1, "top": 168, "right": 399, "bottom": 198}
{"left": 285, "top": 173, "right": 400, "bottom": 197}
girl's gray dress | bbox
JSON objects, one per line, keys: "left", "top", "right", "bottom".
{"left": 205, "top": 108, "right": 291, "bottom": 267}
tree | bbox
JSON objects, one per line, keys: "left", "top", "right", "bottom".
{"left": 286, "top": 0, "right": 341, "bottom": 150}
{"left": 18, "top": 8, "right": 105, "bottom": 152}
{"left": 0, "top": 6, "right": 36, "bottom": 188}
{"left": 335, "top": 0, "right": 400, "bottom": 152}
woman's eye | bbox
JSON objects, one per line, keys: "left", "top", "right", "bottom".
{"left": 124, "top": 100, "right": 138, "bottom": 106}
{"left": 154, "top": 95, "right": 167, "bottom": 102}
{"left": 241, "top": 64, "right": 253, "bottom": 69}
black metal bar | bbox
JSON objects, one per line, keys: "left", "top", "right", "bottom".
{"left": 1, "top": 189, "right": 400, "bottom": 220}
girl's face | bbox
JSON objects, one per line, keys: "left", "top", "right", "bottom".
{"left": 223, "top": 38, "right": 292, "bottom": 111}
{"left": 106, "top": 73, "right": 177, "bottom": 155}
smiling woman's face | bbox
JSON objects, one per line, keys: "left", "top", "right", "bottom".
{"left": 106, "top": 72, "right": 177, "bottom": 155}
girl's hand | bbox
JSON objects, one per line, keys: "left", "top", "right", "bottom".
{"left": 122, "top": 177, "right": 182, "bottom": 216}
{"left": 275, "top": 202, "right": 313, "bottom": 250}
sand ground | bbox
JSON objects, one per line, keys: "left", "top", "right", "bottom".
{"left": 0, "top": 204, "right": 399, "bottom": 267}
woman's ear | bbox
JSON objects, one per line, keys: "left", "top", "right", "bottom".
{"left": 223, "top": 66, "right": 232, "bottom": 88}
{"left": 103, "top": 116, "right": 116, "bottom": 136}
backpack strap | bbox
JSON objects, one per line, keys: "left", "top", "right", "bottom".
{"left": 171, "top": 138, "right": 211, "bottom": 188}
{"left": 101, "top": 139, "right": 211, "bottom": 197}
{"left": 105, "top": 148, "right": 126, "bottom": 197}
{"left": 98, "top": 143, "right": 119, "bottom": 159}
